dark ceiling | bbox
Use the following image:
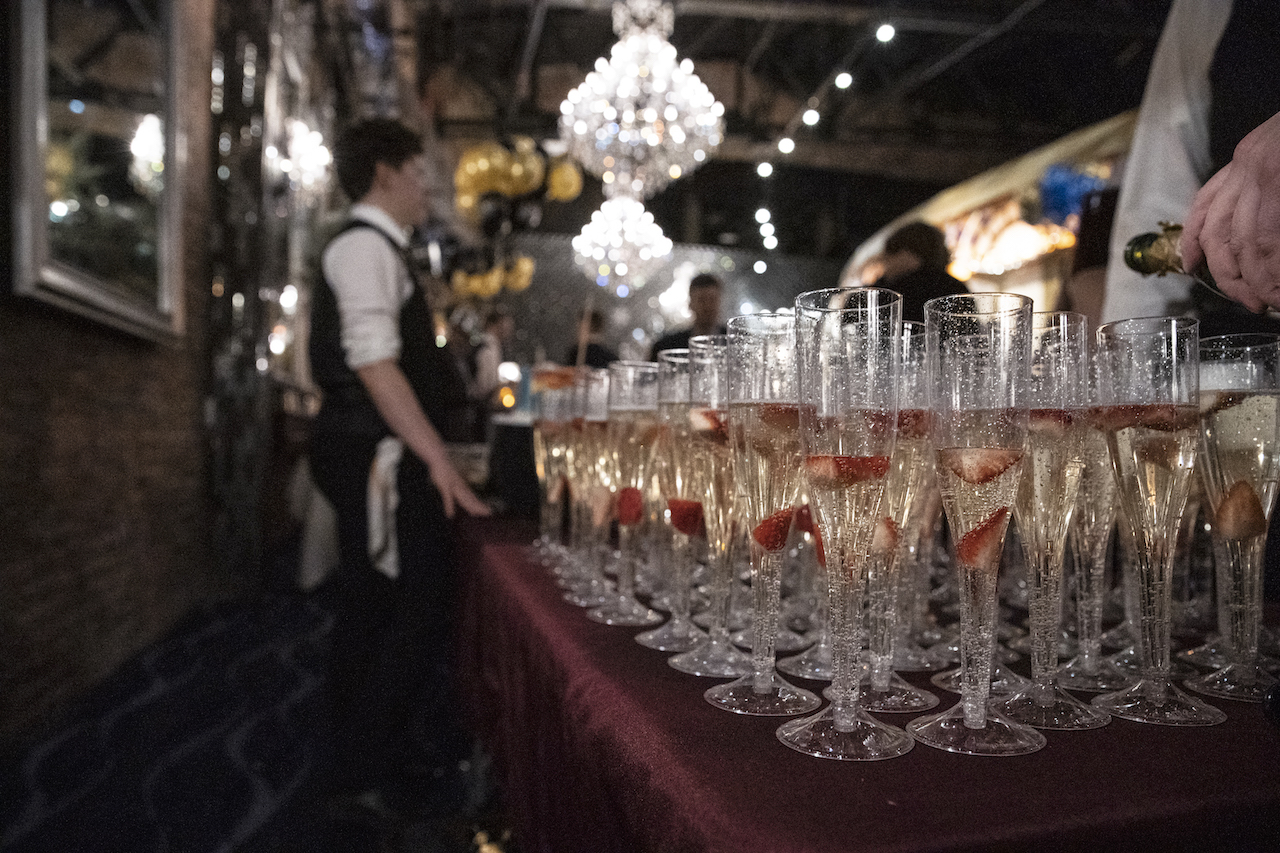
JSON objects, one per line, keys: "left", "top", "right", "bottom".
{"left": 336, "top": 0, "right": 1174, "bottom": 259}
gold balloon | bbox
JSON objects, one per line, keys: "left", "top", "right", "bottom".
{"left": 512, "top": 150, "right": 546, "bottom": 197}
{"left": 546, "top": 157, "right": 583, "bottom": 202}
{"left": 476, "top": 266, "right": 505, "bottom": 299}
{"left": 455, "top": 191, "right": 478, "bottom": 221}
{"left": 451, "top": 269, "right": 472, "bottom": 297}
{"left": 505, "top": 255, "right": 535, "bottom": 292}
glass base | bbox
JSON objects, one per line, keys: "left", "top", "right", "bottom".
{"left": 1177, "top": 637, "right": 1227, "bottom": 670}
{"left": 1099, "top": 620, "right": 1133, "bottom": 650}
{"left": 931, "top": 662, "right": 1030, "bottom": 697}
{"left": 776, "top": 704, "right": 913, "bottom": 760}
{"left": 704, "top": 671, "right": 821, "bottom": 716}
{"left": 668, "top": 632, "right": 752, "bottom": 678}
{"left": 1006, "top": 629, "right": 1076, "bottom": 660}
{"left": 1056, "top": 655, "right": 1134, "bottom": 693}
{"left": 587, "top": 594, "right": 663, "bottom": 627}
{"left": 732, "top": 625, "right": 813, "bottom": 654}
{"left": 635, "top": 615, "right": 706, "bottom": 652}
{"left": 857, "top": 673, "right": 940, "bottom": 714}
{"left": 996, "top": 683, "right": 1112, "bottom": 730}
{"left": 907, "top": 698, "right": 1046, "bottom": 756}
{"left": 777, "top": 632, "right": 833, "bottom": 681}
{"left": 893, "top": 637, "right": 948, "bottom": 672}
{"left": 1184, "top": 662, "right": 1278, "bottom": 703}
{"left": 1110, "top": 645, "right": 1199, "bottom": 680}
{"left": 1091, "top": 678, "right": 1227, "bottom": 725}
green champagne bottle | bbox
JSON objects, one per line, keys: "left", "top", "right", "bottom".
{"left": 1123, "top": 221, "right": 1224, "bottom": 298}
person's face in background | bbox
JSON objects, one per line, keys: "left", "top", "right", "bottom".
{"left": 689, "top": 285, "right": 722, "bottom": 330}
{"left": 879, "top": 249, "right": 922, "bottom": 282}
{"left": 377, "top": 154, "right": 430, "bottom": 228}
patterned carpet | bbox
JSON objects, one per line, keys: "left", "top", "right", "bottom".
{"left": 0, "top": 595, "right": 516, "bottom": 853}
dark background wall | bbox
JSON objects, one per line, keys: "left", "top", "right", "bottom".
{"left": 0, "top": 0, "right": 221, "bottom": 744}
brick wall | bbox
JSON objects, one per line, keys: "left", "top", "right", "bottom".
{"left": 0, "top": 0, "right": 221, "bottom": 744}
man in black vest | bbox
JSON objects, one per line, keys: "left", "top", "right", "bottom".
{"left": 308, "top": 118, "right": 489, "bottom": 817}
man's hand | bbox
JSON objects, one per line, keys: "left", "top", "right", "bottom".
{"left": 357, "top": 359, "right": 492, "bottom": 519}
{"left": 1182, "top": 110, "right": 1280, "bottom": 312}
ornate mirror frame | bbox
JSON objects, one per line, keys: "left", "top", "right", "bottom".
{"left": 13, "top": 0, "right": 184, "bottom": 340}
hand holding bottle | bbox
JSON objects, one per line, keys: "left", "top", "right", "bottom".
{"left": 1180, "top": 110, "right": 1280, "bottom": 313}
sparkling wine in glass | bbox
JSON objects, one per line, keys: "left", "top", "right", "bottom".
{"left": 1185, "top": 334, "right": 1280, "bottom": 702}
{"left": 997, "top": 311, "right": 1111, "bottom": 730}
{"left": 705, "top": 314, "right": 821, "bottom": 715}
{"left": 777, "top": 287, "right": 913, "bottom": 759}
{"left": 1058, "top": 355, "right": 1132, "bottom": 693}
{"left": 908, "top": 292, "right": 1047, "bottom": 756}
{"left": 532, "top": 367, "right": 576, "bottom": 560}
{"left": 860, "top": 321, "right": 940, "bottom": 712}
{"left": 669, "top": 336, "right": 752, "bottom": 677}
{"left": 589, "top": 361, "right": 664, "bottom": 626}
{"left": 636, "top": 349, "right": 708, "bottom": 651}
{"left": 1090, "top": 316, "right": 1226, "bottom": 725}
{"left": 560, "top": 367, "right": 613, "bottom": 606}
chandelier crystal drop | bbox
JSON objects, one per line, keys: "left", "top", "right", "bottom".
{"left": 572, "top": 196, "right": 673, "bottom": 293}
{"left": 560, "top": 0, "right": 724, "bottom": 200}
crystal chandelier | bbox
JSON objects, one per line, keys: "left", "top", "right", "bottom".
{"left": 572, "top": 196, "right": 673, "bottom": 293}
{"left": 559, "top": 0, "right": 725, "bottom": 200}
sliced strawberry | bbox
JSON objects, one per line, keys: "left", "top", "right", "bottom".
{"left": 804, "top": 454, "right": 890, "bottom": 488}
{"left": 897, "top": 408, "right": 933, "bottom": 440}
{"left": 689, "top": 407, "right": 729, "bottom": 444}
{"left": 752, "top": 507, "right": 795, "bottom": 552}
{"left": 1139, "top": 404, "right": 1199, "bottom": 432}
{"left": 793, "top": 503, "right": 817, "bottom": 535}
{"left": 937, "top": 448, "right": 1023, "bottom": 485}
{"left": 667, "top": 498, "right": 705, "bottom": 537}
{"left": 759, "top": 403, "right": 801, "bottom": 433}
{"left": 1215, "top": 480, "right": 1269, "bottom": 540}
{"left": 811, "top": 525, "right": 827, "bottom": 568}
{"left": 617, "top": 486, "right": 644, "bottom": 525}
{"left": 955, "top": 506, "right": 1010, "bottom": 570}
{"left": 872, "top": 516, "right": 899, "bottom": 554}
{"left": 1202, "top": 391, "right": 1248, "bottom": 416}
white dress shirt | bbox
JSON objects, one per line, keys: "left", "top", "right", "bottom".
{"left": 320, "top": 203, "right": 416, "bottom": 370}
{"left": 1100, "top": 0, "right": 1232, "bottom": 323}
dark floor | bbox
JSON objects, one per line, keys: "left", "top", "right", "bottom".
{"left": 0, "top": 594, "right": 519, "bottom": 853}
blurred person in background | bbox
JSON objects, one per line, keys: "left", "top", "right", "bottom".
{"left": 872, "top": 221, "right": 969, "bottom": 321}
{"left": 648, "top": 272, "right": 726, "bottom": 359}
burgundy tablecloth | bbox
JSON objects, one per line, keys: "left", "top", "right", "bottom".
{"left": 456, "top": 516, "right": 1280, "bottom": 853}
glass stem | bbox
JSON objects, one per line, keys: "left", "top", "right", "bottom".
{"left": 1224, "top": 536, "right": 1265, "bottom": 680}
{"left": 1135, "top": 533, "right": 1173, "bottom": 699}
{"left": 671, "top": 531, "right": 693, "bottom": 625}
{"left": 751, "top": 549, "right": 780, "bottom": 694}
{"left": 867, "top": 550, "right": 898, "bottom": 693}
{"left": 1027, "top": 550, "right": 1063, "bottom": 705}
{"left": 1071, "top": 527, "right": 1108, "bottom": 675}
{"left": 617, "top": 524, "right": 638, "bottom": 602}
{"left": 959, "top": 564, "right": 998, "bottom": 729}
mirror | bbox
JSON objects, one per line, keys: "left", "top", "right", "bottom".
{"left": 14, "top": 0, "right": 183, "bottom": 340}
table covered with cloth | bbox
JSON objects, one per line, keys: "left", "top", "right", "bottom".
{"left": 455, "top": 516, "right": 1280, "bottom": 853}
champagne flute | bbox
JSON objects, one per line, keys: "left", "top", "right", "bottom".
{"left": 589, "top": 361, "right": 663, "bottom": 626}
{"left": 908, "top": 292, "right": 1047, "bottom": 756}
{"left": 1090, "top": 316, "right": 1226, "bottom": 725}
{"left": 532, "top": 367, "right": 575, "bottom": 561}
{"left": 705, "top": 314, "right": 821, "bottom": 715}
{"left": 1186, "top": 334, "right": 1280, "bottom": 701}
{"left": 777, "top": 287, "right": 913, "bottom": 759}
{"left": 861, "top": 320, "right": 940, "bottom": 712}
{"left": 636, "top": 349, "right": 708, "bottom": 651}
{"left": 1058, "top": 352, "right": 1132, "bottom": 692}
{"left": 997, "top": 311, "right": 1111, "bottom": 729}
{"left": 561, "top": 367, "right": 614, "bottom": 607}
{"left": 668, "top": 335, "right": 752, "bottom": 677}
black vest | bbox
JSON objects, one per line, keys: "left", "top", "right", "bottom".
{"left": 309, "top": 221, "right": 470, "bottom": 442}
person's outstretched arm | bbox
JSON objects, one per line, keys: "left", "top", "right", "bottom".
{"left": 358, "top": 359, "right": 491, "bottom": 519}
{"left": 1182, "top": 110, "right": 1280, "bottom": 312}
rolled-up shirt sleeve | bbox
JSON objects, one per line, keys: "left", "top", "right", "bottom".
{"left": 321, "top": 227, "right": 407, "bottom": 369}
